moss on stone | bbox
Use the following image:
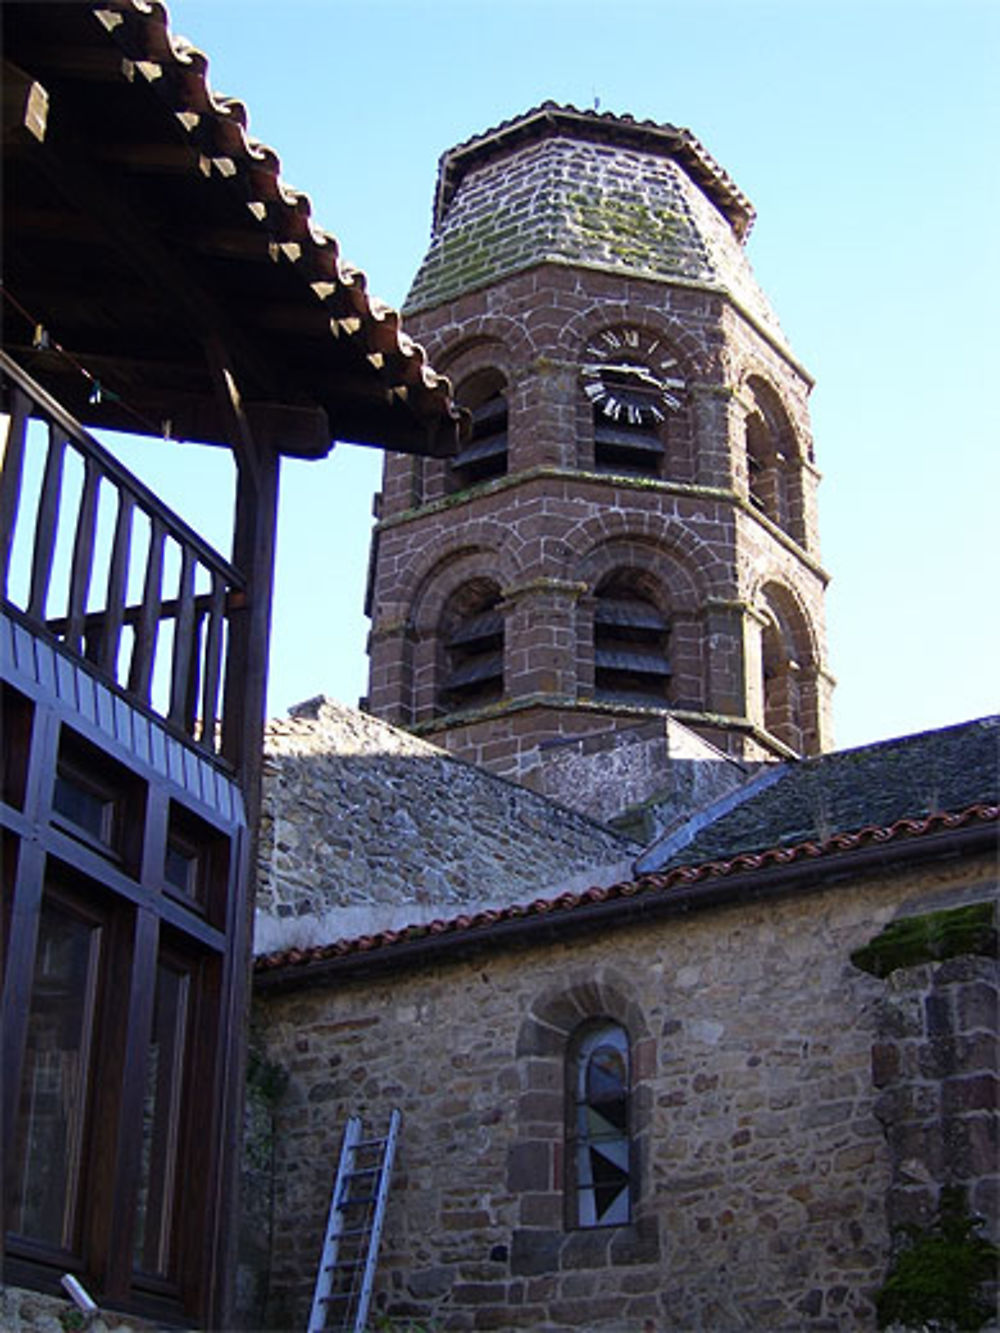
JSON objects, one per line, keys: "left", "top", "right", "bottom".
{"left": 410, "top": 202, "right": 542, "bottom": 305}
{"left": 876, "top": 1187, "right": 998, "bottom": 1330}
{"left": 570, "top": 194, "right": 684, "bottom": 274}
{"left": 851, "top": 902, "right": 997, "bottom": 979}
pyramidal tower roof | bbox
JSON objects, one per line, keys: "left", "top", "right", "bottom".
{"left": 404, "top": 102, "right": 785, "bottom": 343}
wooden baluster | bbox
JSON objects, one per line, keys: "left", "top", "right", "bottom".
{"left": 99, "top": 489, "right": 134, "bottom": 680}
{"left": 184, "top": 604, "right": 204, "bottom": 740}
{"left": 128, "top": 515, "right": 165, "bottom": 704}
{"left": 199, "top": 570, "right": 226, "bottom": 753}
{"left": 0, "top": 386, "right": 31, "bottom": 599}
{"left": 169, "top": 545, "right": 197, "bottom": 733}
{"left": 27, "top": 421, "right": 67, "bottom": 621}
{"left": 64, "top": 455, "right": 101, "bottom": 653}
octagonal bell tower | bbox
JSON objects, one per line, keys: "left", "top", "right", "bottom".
{"left": 365, "top": 103, "right": 834, "bottom": 784}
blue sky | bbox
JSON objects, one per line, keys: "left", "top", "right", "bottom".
{"left": 126, "top": 0, "right": 998, "bottom": 750}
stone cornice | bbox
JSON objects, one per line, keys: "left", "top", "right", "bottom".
{"left": 375, "top": 466, "right": 829, "bottom": 585}
{"left": 406, "top": 256, "right": 815, "bottom": 387}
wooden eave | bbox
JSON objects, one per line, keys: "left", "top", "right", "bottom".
{"left": 2, "top": 1, "right": 460, "bottom": 458}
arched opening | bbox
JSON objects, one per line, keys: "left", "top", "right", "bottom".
{"left": 450, "top": 369, "right": 508, "bottom": 489}
{"left": 761, "top": 612, "right": 803, "bottom": 753}
{"left": 438, "top": 577, "right": 504, "bottom": 712}
{"left": 742, "top": 379, "right": 805, "bottom": 543}
{"left": 757, "top": 582, "right": 819, "bottom": 755}
{"left": 567, "top": 1020, "right": 631, "bottom": 1229}
{"left": 745, "top": 410, "right": 782, "bottom": 521}
{"left": 593, "top": 406, "right": 664, "bottom": 478}
{"left": 593, "top": 570, "right": 670, "bottom": 707}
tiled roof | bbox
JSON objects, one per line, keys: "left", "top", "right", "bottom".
{"left": 3, "top": 1, "right": 460, "bottom": 455}
{"left": 255, "top": 715, "right": 999, "bottom": 986}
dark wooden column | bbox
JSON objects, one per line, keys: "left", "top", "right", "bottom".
{"left": 207, "top": 340, "right": 281, "bottom": 1328}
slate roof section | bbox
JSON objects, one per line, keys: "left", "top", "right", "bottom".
{"left": 404, "top": 103, "right": 784, "bottom": 343}
{"left": 255, "top": 716, "right": 999, "bottom": 987}
{"left": 639, "top": 715, "right": 1000, "bottom": 874}
{"left": 432, "top": 103, "right": 756, "bottom": 239}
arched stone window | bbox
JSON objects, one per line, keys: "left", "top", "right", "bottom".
{"left": 761, "top": 611, "right": 803, "bottom": 753}
{"left": 756, "top": 581, "right": 820, "bottom": 755}
{"left": 568, "top": 1020, "right": 631, "bottom": 1228}
{"left": 593, "top": 407, "right": 664, "bottom": 479}
{"left": 745, "top": 410, "right": 780, "bottom": 519}
{"left": 593, "top": 571, "right": 670, "bottom": 706}
{"left": 742, "top": 379, "right": 805, "bottom": 544}
{"left": 438, "top": 577, "right": 504, "bottom": 712}
{"left": 450, "top": 369, "right": 507, "bottom": 489}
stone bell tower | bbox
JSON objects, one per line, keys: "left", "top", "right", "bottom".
{"left": 364, "top": 103, "right": 833, "bottom": 785}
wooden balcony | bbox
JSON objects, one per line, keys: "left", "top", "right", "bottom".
{"left": 1, "top": 351, "right": 246, "bottom": 776}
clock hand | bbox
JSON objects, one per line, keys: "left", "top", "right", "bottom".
{"left": 582, "top": 362, "right": 665, "bottom": 387}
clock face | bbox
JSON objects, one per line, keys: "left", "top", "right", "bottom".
{"left": 581, "top": 326, "right": 686, "bottom": 425}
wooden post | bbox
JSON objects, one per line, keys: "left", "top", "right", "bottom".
{"left": 205, "top": 336, "right": 281, "bottom": 1328}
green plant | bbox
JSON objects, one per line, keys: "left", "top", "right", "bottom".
{"left": 852, "top": 902, "right": 997, "bottom": 978}
{"left": 247, "top": 1042, "right": 289, "bottom": 1103}
{"left": 876, "top": 1187, "right": 998, "bottom": 1331}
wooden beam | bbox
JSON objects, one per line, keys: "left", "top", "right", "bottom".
{"left": 12, "top": 43, "right": 133, "bottom": 83}
{"left": 93, "top": 141, "right": 212, "bottom": 176}
{"left": 2, "top": 60, "right": 49, "bottom": 144}
{"left": 1, "top": 346, "right": 333, "bottom": 455}
{"left": 26, "top": 120, "right": 284, "bottom": 403}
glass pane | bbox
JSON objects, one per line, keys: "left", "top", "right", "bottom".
{"left": 53, "top": 770, "right": 112, "bottom": 843}
{"left": 164, "top": 840, "right": 197, "bottom": 896}
{"left": 11, "top": 898, "right": 101, "bottom": 1249}
{"left": 573, "top": 1024, "right": 630, "bottom": 1228}
{"left": 134, "top": 959, "right": 190, "bottom": 1276}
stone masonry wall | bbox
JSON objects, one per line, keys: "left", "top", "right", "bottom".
{"left": 0, "top": 1288, "right": 170, "bottom": 1333}
{"left": 365, "top": 112, "right": 836, "bottom": 783}
{"left": 369, "top": 251, "right": 831, "bottom": 773}
{"left": 530, "top": 714, "right": 761, "bottom": 830}
{"left": 256, "top": 696, "right": 638, "bottom": 953}
{"left": 253, "top": 853, "right": 996, "bottom": 1331}
{"left": 869, "top": 950, "right": 998, "bottom": 1241}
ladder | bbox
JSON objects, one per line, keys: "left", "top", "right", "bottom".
{"left": 307, "top": 1110, "right": 401, "bottom": 1333}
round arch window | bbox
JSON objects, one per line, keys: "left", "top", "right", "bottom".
{"left": 569, "top": 1022, "right": 631, "bottom": 1228}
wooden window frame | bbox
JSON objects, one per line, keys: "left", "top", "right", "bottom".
{"left": 49, "top": 727, "right": 146, "bottom": 876}
{"left": 2, "top": 685, "right": 243, "bottom": 1326}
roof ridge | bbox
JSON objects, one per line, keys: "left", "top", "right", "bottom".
{"left": 804, "top": 714, "right": 1000, "bottom": 768}
{"left": 634, "top": 761, "right": 790, "bottom": 875}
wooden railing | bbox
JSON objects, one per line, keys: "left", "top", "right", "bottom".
{"left": 1, "top": 352, "right": 245, "bottom": 761}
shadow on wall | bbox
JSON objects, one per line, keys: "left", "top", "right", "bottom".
{"left": 255, "top": 696, "right": 645, "bottom": 955}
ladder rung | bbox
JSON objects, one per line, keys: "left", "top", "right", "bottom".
{"left": 308, "top": 1110, "right": 400, "bottom": 1333}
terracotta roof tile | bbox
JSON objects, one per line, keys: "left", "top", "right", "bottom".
{"left": 101, "top": 0, "right": 457, "bottom": 426}
{"left": 254, "top": 800, "right": 998, "bottom": 979}
{"left": 5, "top": 1, "right": 459, "bottom": 451}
